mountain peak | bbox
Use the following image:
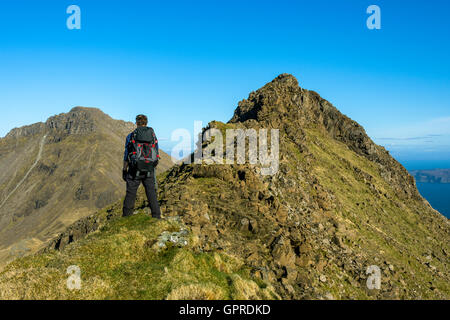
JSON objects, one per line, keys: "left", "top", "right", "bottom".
{"left": 69, "top": 106, "right": 104, "bottom": 115}
{"left": 270, "top": 73, "right": 299, "bottom": 87}
{"left": 229, "top": 73, "right": 301, "bottom": 124}
{"left": 3, "top": 107, "right": 110, "bottom": 139}
{"left": 46, "top": 107, "right": 100, "bottom": 135}
{"left": 47, "top": 106, "right": 128, "bottom": 136}
{"left": 230, "top": 74, "right": 421, "bottom": 201}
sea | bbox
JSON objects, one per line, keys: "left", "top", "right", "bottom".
{"left": 400, "top": 160, "right": 450, "bottom": 219}
{"left": 415, "top": 183, "right": 450, "bottom": 218}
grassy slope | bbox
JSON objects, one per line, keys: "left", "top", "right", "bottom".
{"left": 297, "top": 127, "right": 449, "bottom": 298}
{"left": 0, "top": 200, "right": 277, "bottom": 300}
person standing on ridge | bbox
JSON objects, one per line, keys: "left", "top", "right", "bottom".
{"left": 122, "top": 114, "right": 161, "bottom": 218}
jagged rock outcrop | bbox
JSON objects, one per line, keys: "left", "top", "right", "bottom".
{"left": 46, "top": 107, "right": 99, "bottom": 135}
{"left": 231, "top": 74, "right": 420, "bottom": 200}
{"left": 5, "top": 123, "right": 46, "bottom": 139}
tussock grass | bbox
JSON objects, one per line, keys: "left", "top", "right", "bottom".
{"left": 0, "top": 212, "right": 275, "bottom": 300}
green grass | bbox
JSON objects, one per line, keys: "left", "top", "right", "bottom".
{"left": 299, "top": 127, "right": 450, "bottom": 299}
{"left": 0, "top": 211, "right": 277, "bottom": 300}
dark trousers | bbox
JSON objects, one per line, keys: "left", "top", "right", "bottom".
{"left": 123, "top": 169, "right": 161, "bottom": 218}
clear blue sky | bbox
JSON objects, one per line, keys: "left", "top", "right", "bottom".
{"left": 0, "top": 0, "right": 449, "bottom": 165}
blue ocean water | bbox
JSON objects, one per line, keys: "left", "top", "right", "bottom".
{"left": 415, "top": 183, "right": 450, "bottom": 218}
{"left": 398, "top": 160, "right": 450, "bottom": 219}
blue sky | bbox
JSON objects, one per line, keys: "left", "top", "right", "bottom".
{"left": 0, "top": 0, "right": 449, "bottom": 165}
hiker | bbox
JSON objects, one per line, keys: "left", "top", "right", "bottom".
{"left": 122, "top": 114, "right": 161, "bottom": 218}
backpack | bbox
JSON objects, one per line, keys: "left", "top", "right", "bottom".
{"left": 127, "top": 127, "right": 159, "bottom": 176}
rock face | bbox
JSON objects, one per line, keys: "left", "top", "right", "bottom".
{"left": 0, "top": 107, "right": 173, "bottom": 265}
{"left": 230, "top": 74, "right": 420, "bottom": 200}
{"left": 5, "top": 123, "right": 46, "bottom": 139}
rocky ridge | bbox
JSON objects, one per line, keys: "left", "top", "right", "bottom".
{"left": 1, "top": 75, "right": 448, "bottom": 299}
{"left": 157, "top": 74, "right": 449, "bottom": 299}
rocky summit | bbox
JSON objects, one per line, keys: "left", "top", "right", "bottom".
{"left": 0, "top": 74, "right": 448, "bottom": 300}
{"left": 0, "top": 107, "right": 173, "bottom": 266}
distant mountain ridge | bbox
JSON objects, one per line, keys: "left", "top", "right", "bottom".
{"left": 411, "top": 169, "right": 450, "bottom": 184}
{"left": 0, "top": 107, "right": 173, "bottom": 265}
{"left": 5, "top": 106, "right": 106, "bottom": 138}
